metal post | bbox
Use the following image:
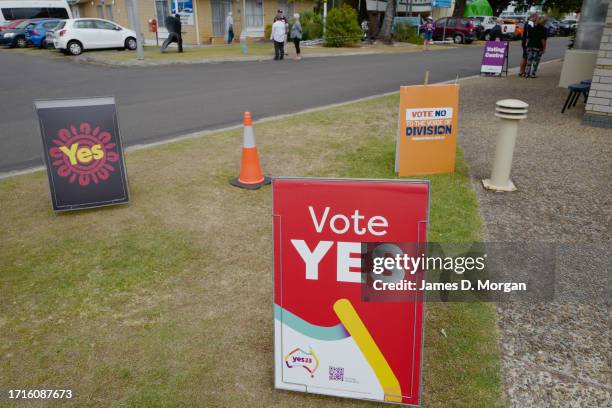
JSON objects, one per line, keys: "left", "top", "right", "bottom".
{"left": 442, "top": 18, "right": 446, "bottom": 41}
{"left": 482, "top": 99, "right": 529, "bottom": 192}
{"left": 323, "top": 0, "right": 327, "bottom": 39}
{"left": 127, "top": 0, "right": 144, "bottom": 60}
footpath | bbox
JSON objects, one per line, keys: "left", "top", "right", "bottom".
{"left": 73, "top": 42, "right": 459, "bottom": 67}
{"left": 457, "top": 61, "right": 610, "bottom": 406}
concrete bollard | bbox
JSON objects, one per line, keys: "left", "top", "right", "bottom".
{"left": 482, "top": 99, "right": 528, "bottom": 192}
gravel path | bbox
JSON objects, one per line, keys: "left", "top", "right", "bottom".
{"left": 457, "top": 61, "right": 611, "bottom": 407}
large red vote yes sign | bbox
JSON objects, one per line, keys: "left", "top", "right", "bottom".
{"left": 273, "top": 178, "right": 429, "bottom": 406}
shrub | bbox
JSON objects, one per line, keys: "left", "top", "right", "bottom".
{"left": 299, "top": 11, "right": 323, "bottom": 40}
{"left": 392, "top": 23, "right": 422, "bottom": 45}
{"left": 324, "top": 5, "right": 361, "bottom": 47}
{"left": 264, "top": 24, "right": 272, "bottom": 40}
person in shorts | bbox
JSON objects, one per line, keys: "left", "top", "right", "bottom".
{"left": 422, "top": 16, "right": 435, "bottom": 51}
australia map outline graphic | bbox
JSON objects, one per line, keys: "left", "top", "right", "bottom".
{"left": 284, "top": 347, "right": 319, "bottom": 377}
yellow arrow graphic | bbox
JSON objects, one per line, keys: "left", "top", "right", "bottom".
{"left": 333, "top": 298, "right": 402, "bottom": 403}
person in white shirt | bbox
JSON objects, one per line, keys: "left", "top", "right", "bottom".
{"left": 270, "top": 17, "right": 286, "bottom": 60}
{"left": 225, "top": 12, "right": 234, "bottom": 44}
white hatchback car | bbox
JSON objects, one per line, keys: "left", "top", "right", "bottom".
{"left": 51, "top": 18, "right": 137, "bottom": 55}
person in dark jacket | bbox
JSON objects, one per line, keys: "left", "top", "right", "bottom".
{"left": 519, "top": 14, "right": 537, "bottom": 77}
{"left": 161, "top": 14, "right": 183, "bottom": 53}
{"left": 488, "top": 18, "right": 504, "bottom": 41}
{"left": 524, "top": 16, "right": 547, "bottom": 78}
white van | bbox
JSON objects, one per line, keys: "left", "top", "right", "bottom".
{"left": 0, "top": 0, "right": 71, "bottom": 26}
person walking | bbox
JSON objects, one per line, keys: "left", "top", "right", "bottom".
{"left": 271, "top": 16, "right": 286, "bottom": 60}
{"left": 421, "top": 16, "right": 435, "bottom": 51}
{"left": 519, "top": 14, "right": 537, "bottom": 77}
{"left": 524, "top": 16, "right": 547, "bottom": 78}
{"left": 291, "top": 13, "right": 302, "bottom": 60}
{"left": 161, "top": 14, "right": 183, "bottom": 53}
{"left": 225, "top": 12, "right": 234, "bottom": 44}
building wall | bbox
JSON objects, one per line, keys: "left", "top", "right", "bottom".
{"left": 78, "top": 0, "right": 314, "bottom": 45}
{"left": 584, "top": 3, "right": 612, "bottom": 128}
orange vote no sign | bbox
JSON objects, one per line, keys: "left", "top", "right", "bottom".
{"left": 394, "top": 84, "right": 459, "bottom": 176}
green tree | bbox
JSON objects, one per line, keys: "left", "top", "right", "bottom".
{"left": 378, "top": 0, "right": 397, "bottom": 43}
{"left": 514, "top": 0, "right": 583, "bottom": 13}
{"left": 453, "top": 0, "right": 467, "bottom": 17}
{"left": 324, "top": 5, "right": 362, "bottom": 47}
{"left": 489, "top": 0, "right": 513, "bottom": 15}
{"left": 457, "top": 0, "right": 582, "bottom": 18}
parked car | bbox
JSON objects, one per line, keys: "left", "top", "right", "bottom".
{"left": 544, "top": 18, "right": 559, "bottom": 37}
{"left": 431, "top": 17, "right": 477, "bottom": 44}
{"left": 25, "top": 18, "right": 61, "bottom": 47}
{"left": 0, "top": 19, "right": 35, "bottom": 47}
{"left": 0, "top": 18, "right": 25, "bottom": 32}
{"left": 502, "top": 18, "right": 522, "bottom": 40}
{"left": 471, "top": 16, "right": 518, "bottom": 41}
{"left": 50, "top": 18, "right": 138, "bottom": 55}
{"left": 558, "top": 19, "right": 577, "bottom": 36}
{"left": 43, "top": 31, "right": 55, "bottom": 47}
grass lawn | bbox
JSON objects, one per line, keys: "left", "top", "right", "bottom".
{"left": 1, "top": 40, "right": 456, "bottom": 64}
{"left": 84, "top": 42, "right": 441, "bottom": 62}
{"left": 0, "top": 94, "right": 502, "bottom": 407}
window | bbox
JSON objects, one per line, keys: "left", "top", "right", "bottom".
{"left": 105, "top": 5, "right": 113, "bottom": 21}
{"left": 211, "top": 0, "right": 231, "bottom": 36}
{"left": 244, "top": 0, "right": 263, "bottom": 29}
{"left": 155, "top": 0, "right": 171, "bottom": 30}
{"left": 70, "top": 5, "right": 80, "bottom": 18}
{"left": 47, "top": 8, "right": 69, "bottom": 19}
{"left": 15, "top": 20, "right": 31, "bottom": 29}
{"left": 95, "top": 20, "right": 118, "bottom": 30}
{"left": 2, "top": 8, "right": 48, "bottom": 20}
{"left": 74, "top": 20, "right": 96, "bottom": 29}
{"left": 43, "top": 21, "right": 60, "bottom": 29}
{"left": 277, "top": 0, "right": 294, "bottom": 19}
{"left": 96, "top": 5, "right": 104, "bottom": 18}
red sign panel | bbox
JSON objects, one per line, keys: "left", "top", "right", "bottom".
{"left": 273, "top": 178, "right": 429, "bottom": 406}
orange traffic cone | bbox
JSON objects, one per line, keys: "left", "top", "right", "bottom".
{"left": 230, "top": 112, "right": 271, "bottom": 190}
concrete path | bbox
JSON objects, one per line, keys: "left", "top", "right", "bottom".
{"left": 457, "top": 61, "right": 611, "bottom": 407}
{"left": 0, "top": 38, "right": 569, "bottom": 173}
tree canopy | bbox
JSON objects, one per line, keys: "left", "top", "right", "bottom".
{"left": 453, "top": 0, "right": 583, "bottom": 17}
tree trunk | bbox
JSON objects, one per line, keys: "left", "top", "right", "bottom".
{"left": 378, "top": 0, "right": 396, "bottom": 43}
{"left": 452, "top": 0, "right": 466, "bottom": 17}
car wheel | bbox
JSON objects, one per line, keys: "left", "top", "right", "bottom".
{"left": 125, "top": 37, "right": 137, "bottom": 50}
{"left": 15, "top": 36, "right": 27, "bottom": 48}
{"left": 40, "top": 37, "right": 47, "bottom": 49}
{"left": 453, "top": 34, "right": 463, "bottom": 44}
{"left": 67, "top": 40, "right": 83, "bottom": 56}
{"left": 483, "top": 31, "right": 491, "bottom": 41}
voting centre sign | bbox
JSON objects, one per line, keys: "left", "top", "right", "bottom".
{"left": 273, "top": 178, "right": 429, "bottom": 406}
{"left": 480, "top": 41, "right": 509, "bottom": 76}
{"left": 395, "top": 84, "right": 459, "bottom": 176}
{"left": 35, "top": 97, "right": 129, "bottom": 212}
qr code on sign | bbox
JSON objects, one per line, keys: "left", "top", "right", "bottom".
{"left": 329, "top": 366, "right": 344, "bottom": 381}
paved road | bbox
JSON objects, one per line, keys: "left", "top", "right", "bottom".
{"left": 0, "top": 38, "right": 568, "bottom": 173}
